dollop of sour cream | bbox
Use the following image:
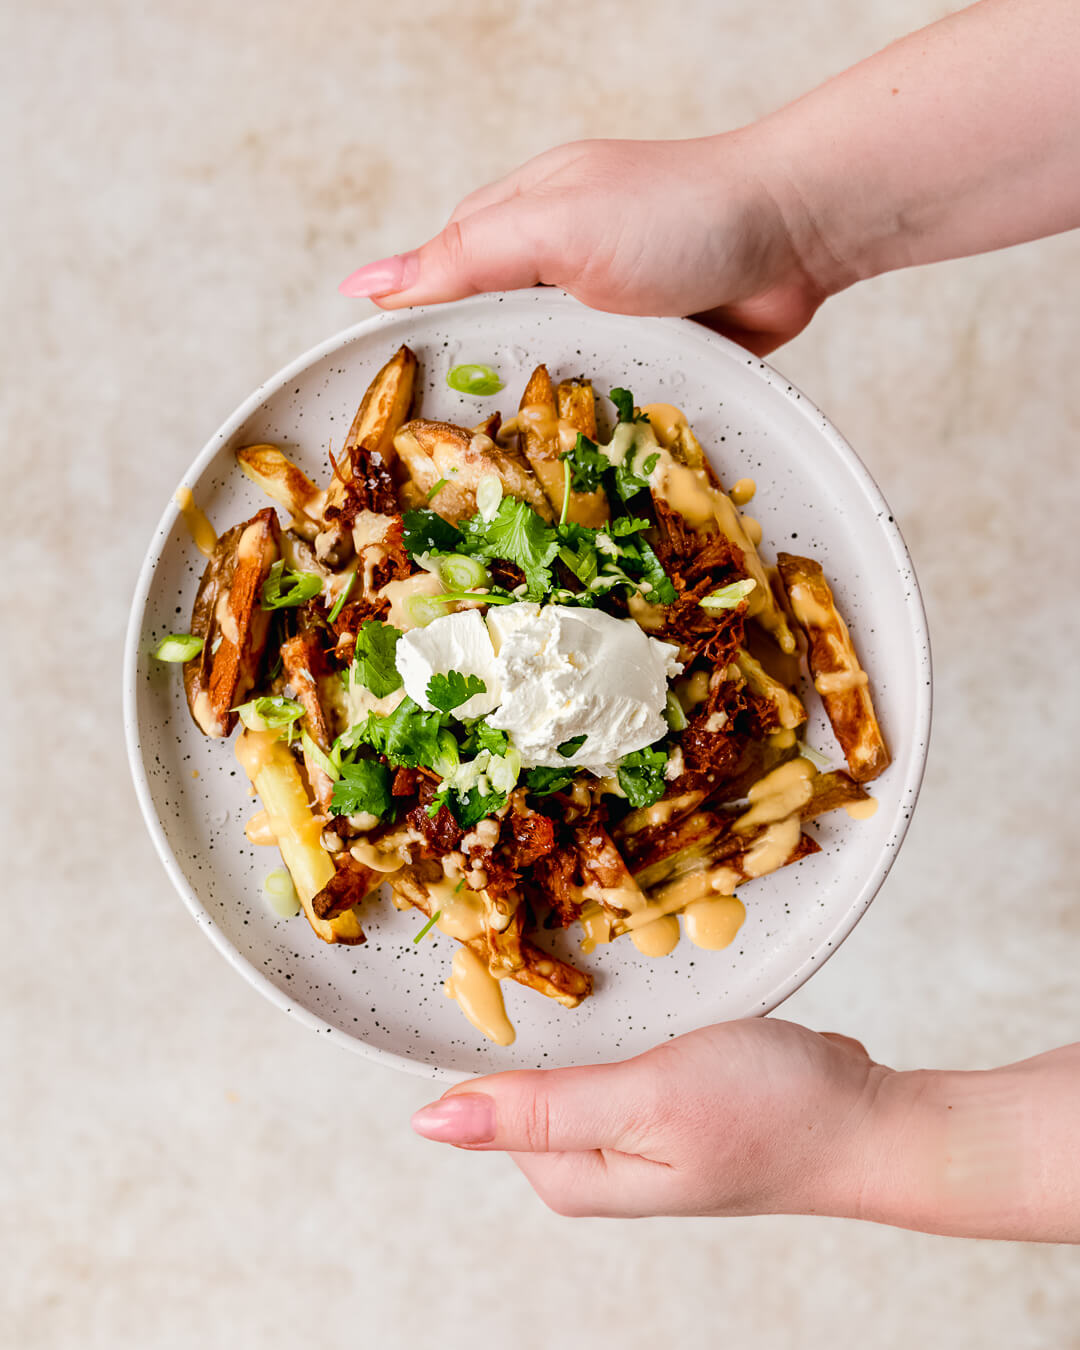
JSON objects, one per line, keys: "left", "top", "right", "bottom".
{"left": 396, "top": 602, "right": 682, "bottom": 773}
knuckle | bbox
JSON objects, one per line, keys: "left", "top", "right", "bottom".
{"left": 518, "top": 1090, "right": 552, "bottom": 1153}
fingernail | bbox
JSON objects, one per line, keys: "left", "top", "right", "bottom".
{"left": 411, "top": 1092, "right": 496, "bottom": 1145}
{"left": 338, "top": 251, "right": 419, "bottom": 298}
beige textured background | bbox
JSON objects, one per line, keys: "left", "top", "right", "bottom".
{"left": 7, "top": 1, "right": 1079, "bottom": 1346}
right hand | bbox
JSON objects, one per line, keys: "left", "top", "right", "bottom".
{"left": 339, "top": 135, "right": 839, "bottom": 355}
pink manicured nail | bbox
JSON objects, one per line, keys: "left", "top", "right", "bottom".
{"left": 338, "top": 251, "right": 419, "bottom": 298}
{"left": 411, "top": 1092, "right": 496, "bottom": 1145}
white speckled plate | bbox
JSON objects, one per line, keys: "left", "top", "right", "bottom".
{"left": 124, "top": 289, "right": 931, "bottom": 1082}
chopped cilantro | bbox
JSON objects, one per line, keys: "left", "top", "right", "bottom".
{"left": 461, "top": 719, "right": 509, "bottom": 756}
{"left": 329, "top": 759, "right": 392, "bottom": 818}
{"left": 457, "top": 496, "right": 560, "bottom": 600}
{"left": 557, "top": 735, "right": 587, "bottom": 757}
{"left": 633, "top": 536, "right": 678, "bottom": 604}
{"left": 361, "top": 696, "right": 448, "bottom": 770}
{"left": 609, "top": 387, "right": 648, "bottom": 425}
{"left": 616, "top": 746, "right": 669, "bottom": 809}
{"left": 559, "top": 433, "right": 608, "bottom": 495}
{"left": 524, "top": 765, "right": 577, "bottom": 797}
{"left": 401, "top": 508, "right": 463, "bottom": 557}
{"left": 612, "top": 450, "right": 659, "bottom": 503}
{"left": 427, "top": 670, "right": 487, "bottom": 713}
{"left": 440, "top": 783, "right": 509, "bottom": 829}
{"left": 351, "top": 621, "right": 403, "bottom": 699}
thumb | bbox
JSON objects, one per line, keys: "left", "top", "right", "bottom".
{"left": 338, "top": 200, "right": 553, "bottom": 308}
{"left": 410, "top": 1063, "right": 648, "bottom": 1152}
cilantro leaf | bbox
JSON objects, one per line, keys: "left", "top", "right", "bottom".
{"left": 559, "top": 433, "right": 608, "bottom": 494}
{"left": 461, "top": 719, "right": 509, "bottom": 756}
{"left": 524, "top": 765, "right": 578, "bottom": 797}
{"left": 616, "top": 746, "right": 669, "bottom": 809}
{"left": 329, "top": 759, "right": 392, "bottom": 818}
{"left": 260, "top": 560, "right": 324, "bottom": 610}
{"left": 426, "top": 670, "right": 487, "bottom": 713}
{"left": 607, "top": 388, "right": 642, "bottom": 423}
{"left": 613, "top": 450, "right": 659, "bottom": 503}
{"left": 610, "top": 515, "right": 651, "bottom": 537}
{"left": 440, "top": 784, "right": 509, "bottom": 829}
{"left": 634, "top": 538, "right": 678, "bottom": 605}
{"left": 557, "top": 735, "right": 587, "bottom": 757}
{"left": 362, "top": 697, "right": 448, "bottom": 770}
{"left": 458, "top": 497, "right": 560, "bottom": 600}
{"left": 401, "top": 508, "right": 464, "bottom": 557}
{"left": 351, "top": 620, "right": 403, "bottom": 699}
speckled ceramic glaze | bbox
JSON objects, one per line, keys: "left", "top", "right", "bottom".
{"left": 124, "top": 290, "right": 931, "bottom": 1082}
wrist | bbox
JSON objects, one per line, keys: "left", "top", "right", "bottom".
{"left": 841, "top": 1065, "right": 1045, "bottom": 1239}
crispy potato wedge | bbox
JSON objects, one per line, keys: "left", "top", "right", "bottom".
{"left": 649, "top": 415, "right": 796, "bottom": 654}
{"left": 630, "top": 766, "right": 867, "bottom": 894}
{"left": 280, "top": 631, "right": 336, "bottom": 813}
{"left": 513, "top": 366, "right": 608, "bottom": 527}
{"left": 340, "top": 344, "right": 417, "bottom": 473}
{"left": 184, "top": 508, "right": 280, "bottom": 738}
{"left": 734, "top": 648, "right": 806, "bottom": 732}
{"left": 235, "top": 730, "right": 365, "bottom": 944}
{"left": 311, "top": 853, "right": 382, "bottom": 922}
{"left": 319, "top": 346, "right": 417, "bottom": 560}
{"left": 393, "top": 865, "right": 591, "bottom": 1007}
{"left": 777, "top": 553, "right": 891, "bottom": 782}
{"left": 393, "top": 419, "right": 553, "bottom": 523}
{"left": 236, "top": 444, "right": 326, "bottom": 539}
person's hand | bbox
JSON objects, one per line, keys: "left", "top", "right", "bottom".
{"left": 410, "top": 1019, "right": 887, "bottom": 1218}
{"left": 339, "top": 136, "right": 845, "bottom": 355}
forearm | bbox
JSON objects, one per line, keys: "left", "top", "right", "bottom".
{"left": 836, "top": 1044, "right": 1080, "bottom": 1241}
{"left": 753, "top": 0, "right": 1080, "bottom": 292}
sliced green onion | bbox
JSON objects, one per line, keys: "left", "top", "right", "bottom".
{"left": 437, "top": 554, "right": 490, "bottom": 591}
{"left": 154, "top": 633, "right": 204, "bottom": 662}
{"left": 301, "top": 728, "right": 341, "bottom": 782}
{"left": 797, "top": 741, "right": 833, "bottom": 771}
{"left": 235, "top": 695, "right": 305, "bottom": 732}
{"left": 264, "top": 868, "right": 301, "bottom": 918}
{"left": 447, "top": 363, "right": 503, "bottom": 396}
{"left": 664, "top": 691, "right": 688, "bottom": 732}
{"left": 261, "top": 560, "right": 324, "bottom": 610}
{"left": 475, "top": 472, "right": 503, "bottom": 522}
{"left": 560, "top": 457, "right": 572, "bottom": 526}
{"left": 407, "top": 593, "right": 454, "bottom": 627}
{"left": 700, "top": 578, "right": 757, "bottom": 611}
{"left": 430, "top": 590, "right": 515, "bottom": 606}
{"left": 413, "top": 910, "right": 442, "bottom": 943}
{"left": 326, "top": 573, "right": 355, "bottom": 624}
{"left": 427, "top": 478, "right": 449, "bottom": 502}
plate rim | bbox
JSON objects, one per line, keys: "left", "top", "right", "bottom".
{"left": 123, "top": 289, "right": 932, "bottom": 1082}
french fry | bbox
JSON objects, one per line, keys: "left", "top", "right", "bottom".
{"left": 184, "top": 508, "right": 280, "bottom": 738}
{"left": 236, "top": 444, "right": 326, "bottom": 537}
{"left": 777, "top": 553, "right": 891, "bottom": 782}
{"left": 393, "top": 418, "right": 554, "bottom": 523}
{"left": 235, "top": 730, "right": 365, "bottom": 944}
